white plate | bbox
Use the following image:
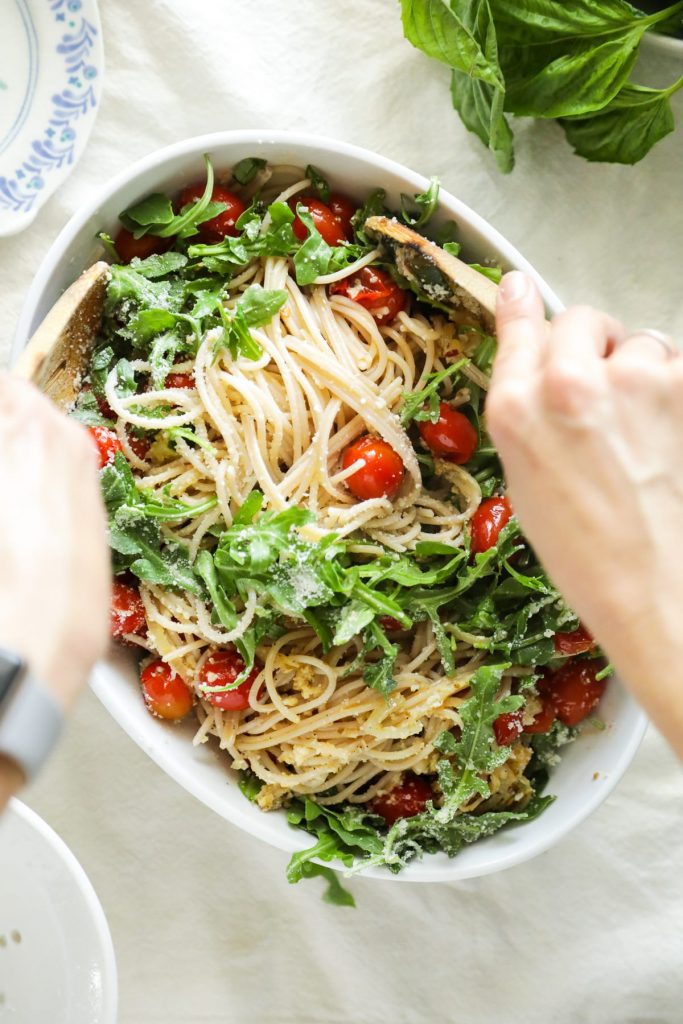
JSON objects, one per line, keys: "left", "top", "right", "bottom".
{"left": 0, "top": 799, "right": 117, "bottom": 1023}
{"left": 12, "top": 131, "right": 648, "bottom": 883}
{"left": 0, "top": 0, "right": 104, "bottom": 237}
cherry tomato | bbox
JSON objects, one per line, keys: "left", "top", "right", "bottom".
{"left": 371, "top": 775, "right": 432, "bottom": 826}
{"left": 554, "top": 624, "right": 595, "bottom": 657}
{"left": 114, "top": 228, "right": 170, "bottom": 264}
{"left": 470, "top": 496, "right": 514, "bottom": 554}
{"left": 140, "top": 660, "right": 194, "bottom": 721}
{"left": 341, "top": 434, "right": 405, "bottom": 501}
{"left": 198, "top": 649, "right": 263, "bottom": 712}
{"left": 127, "top": 433, "right": 151, "bottom": 461}
{"left": 110, "top": 580, "right": 146, "bottom": 639}
{"left": 331, "top": 266, "right": 407, "bottom": 326}
{"left": 540, "top": 660, "right": 606, "bottom": 727}
{"left": 418, "top": 402, "right": 477, "bottom": 465}
{"left": 88, "top": 426, "right": 123, "bottom": 469}
{"left": 176, "top": 182, "right": 246, "bottom": 244}
{"left": 328, "top": 192, "right": 356, "bottom": 237}
{"left": 493, "top": 710, "right": 524, "bottom": 746}
{"left": 289, "top": 196, "right": 347, "bottom": 246}
{"left": 165, "top": 372, "right": 196, "bottom": 390}
{"left": 379, "top": 616, "right": 403, "bottom": 632}
{"left": 523, "top": 697, "right": 556, "bottom": 735}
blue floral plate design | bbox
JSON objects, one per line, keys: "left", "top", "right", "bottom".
{"left": 0, "top": 0, "right": 103, "bottom": 237}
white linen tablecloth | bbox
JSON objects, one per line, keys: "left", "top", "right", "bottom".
{"left": 2, "top": 2, "right": 683, "bottom": 1021}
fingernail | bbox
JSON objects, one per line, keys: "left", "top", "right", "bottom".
{"left": 499, "top": 271, "right": 529, "bottom": 302}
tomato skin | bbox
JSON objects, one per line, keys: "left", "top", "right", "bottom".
{"left": 523, "top": 697, "right": 556, "bottom": 734}
{"left": 289, "top": 196, "right": 347, "bottom": 246}
{"left": 89, "top": 426, "right": 123, "bottom": 469}
{"left": 165, "top": 372, "right": 195, "bottom": 390}
{"left": 176, "top": 182, "right": 246, "bottom": 243}
{"left": 127, "top": 433, "right": 151, "bottom": 461}
{"left": 341, "top": 434, "right": 405, "bottom": 501}
{"left": 371, "top": 775, "right": 432, "bottom": 826}
{"left": 418, "top": 403, "right": 478, "bottom": 465}
{"left": 198, "top": 649, "right": 263, "bottom": 712}
{"left": 554, "top": 624, "right": 594, "bottom": 657}
{"left": 140, "top": 660, "right": 194, "bottom": 721}
{"left": 471, "top": 496, "right": 514, "bottom": 554}
{"left": 110, "top": 580, "right": 146, "bottom": 639}
{"left": 540, "top": 660, "right": 606, "bottom": 727}
{"left": 493, "top": 710, "right": 524, "bottom": 746}
{"left": 114, "top": 228, "right": 170, "bottom": 264}
{"left": 379, "top": 616, "right": 403, "bottom": 632}
{"left": 331, "top": 266, "right": 407, "bottom": 326}
{"left": 328, "top": 192, "right": 356, "bottom": 237}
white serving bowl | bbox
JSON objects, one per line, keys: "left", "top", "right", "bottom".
{"left": 13, "top": 131, "right": 647, "bottom": 882}
{"left": 0, "top": 799, "right": 117, "bottom": 1022}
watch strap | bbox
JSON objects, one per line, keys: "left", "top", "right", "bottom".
{"left": 0, "top": 664, "right": 64, "bottom": 782}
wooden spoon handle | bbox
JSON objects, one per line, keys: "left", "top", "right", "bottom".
{"left": 13, "top": 262, "right": 110, "bottom": 408}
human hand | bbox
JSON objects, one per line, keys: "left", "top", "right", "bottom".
{"left": 487, "top": 272, "right": 683, "bottom": 755}
{"left": 0, "top": 373, "right": 109, "bottom": 712}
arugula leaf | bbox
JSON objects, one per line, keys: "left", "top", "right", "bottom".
{"left": 70, "top": 389, "right": 113, "bottom": 428}
{"left": 470, "top": 262, "right": 503, "bottom": 283}
{"left": 233, "top": 283, "right": 288, "bottom": 327}
{"left": 119, "top": 156, "right": 224, "bottom": 240}
{"left": 561, "top": 78, "right": 683, "bottom": 163}
{"left": 100, "top": 453, "right": 208, "bottom": 593}
{"left": 400, "top": 359, "right": 469, "bottom": 426}
{"left": 232, "top": 156, "right": 267, "bottom": 185}
{"left": 400, "top": 177, "right": 440, "bottom": 227}
{"left": 305, "top": 164, "right": 331, "bottom": 204}
{"left": 291, "top": 205, "right": 336, "bottom": 286}
{"left": 351, "top": 188, "right": 388, "bottom": 244}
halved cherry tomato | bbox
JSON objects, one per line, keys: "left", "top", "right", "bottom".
{"left": 493, "top": 710, "right": 524, "bottom": 746}
{"left": 114, "top": 228, "right": 170, "bottom": 264}
{"left": 328, "top": 192, "right": 356, "bottom": 237}
{"left": 371, "top": 775, "right": 432, "bottom": 826}
{"left": 198, "top": 649, "right": 263, "bottom": 712}
{"left": 140, "top": 660, "right": 194, "bottom": 721}
{"left": 523, "top": 697, "right": 556, "bottom": 735}
{"left": 470, "top": 496, "right": 514, "bottom": 555}
{"left": 540, "top": 660, "right": 606, "bottom": 727}
{"left": 341, "top": 434, "right": 405, "bottom": 501}
{"left": 331, "top": 266, "right": 407, "bottom": 326}
{"left": 110, "top": 580, "right": 146, "bottom": 639}
{"left": 554, "top": 624, "right": 595, "bottom": 657}
{"left": 379, "top": 616, "right": 403, "bottom": 632}
{"left": 165, "top": 372, "right": 195, "bottom": 390}
{"left": 127, "top": 433, "right": 151, "bottom": 461}
{"left": 88, "top": 426, "right": 123, "bottom": 469}
{"left": 289, "top": 196, "right": 347, "bottom": 246}
{"left": 176, "top": 182, "right": 246, "bottom": 244}
{"left": 418, "top": 402, "right": 477, "bottom": 465}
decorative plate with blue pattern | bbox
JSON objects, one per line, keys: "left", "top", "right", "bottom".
{"left": 0, "top": 0, "right": 103, "bottom": 237}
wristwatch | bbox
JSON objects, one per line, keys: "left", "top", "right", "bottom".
{"left": 0, "top": 647, "right": 64, "bottom": 782}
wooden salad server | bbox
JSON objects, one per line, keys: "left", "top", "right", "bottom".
{"left": 364, "top": 215, "right": 499, "bottom": 333}
{"left": 13, "top": 261, "right": 110, "bottom": 409}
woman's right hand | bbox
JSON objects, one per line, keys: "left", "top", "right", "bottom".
{"left": 488, "top": 272, "right": 683, "bottom": 755}
{"left": 0, "top": 374, "right": 110, "bottom": 712}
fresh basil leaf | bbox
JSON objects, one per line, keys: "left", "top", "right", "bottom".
{"left": 561, "top": 79, "right": 682, "bottom": 163}
{"left": 232, "top": 156, "right": 267, "bottom": 185}
{"left": 400, "top": 0, "right": 504, "bottom": 88}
